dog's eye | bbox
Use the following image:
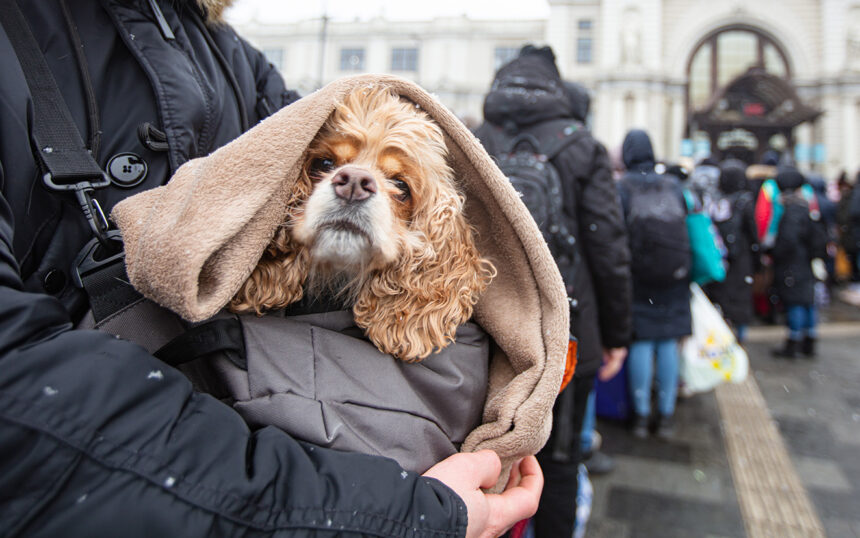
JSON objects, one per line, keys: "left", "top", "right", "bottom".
{"left": 310, "top": 157, "right": 335, "bottom": 175}
{"left": 392, "top": 177, "right": 411, "bottom": 201}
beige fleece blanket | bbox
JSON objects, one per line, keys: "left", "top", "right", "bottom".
{"left": 112, "top": 74, "right": 568, "bottom": 488}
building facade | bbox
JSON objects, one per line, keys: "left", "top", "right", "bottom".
{"left": 234, "top": 0, "right": 860, "bottom": 178}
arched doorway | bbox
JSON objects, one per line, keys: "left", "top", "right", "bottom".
{"left": 684, "top": 25, "right": 819, "bottom": 163}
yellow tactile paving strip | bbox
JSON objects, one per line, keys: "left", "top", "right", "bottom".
{"left": 715, "top": 377, "right": 826, "bottom": 538}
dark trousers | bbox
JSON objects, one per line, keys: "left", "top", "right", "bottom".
{"left": 533, "top": 373, "right": 595, "bottom": 538}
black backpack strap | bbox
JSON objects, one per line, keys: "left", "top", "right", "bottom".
{"left": 504, "top": 132, "right": 542, "bottom": 154}
{"left": 154, "top": 317, "right": 246, "bottom": 369}
{"left": 0, "top": 0, "right": 112, "bottom": 247}
{"left": 74, "top": 233, "right": 142, "bottom": 322}
{"left": 542, "top": 123, "right": 586, "bottom": 161}
{"left": 1, "top": 0, "right": 148, "bottom": 323}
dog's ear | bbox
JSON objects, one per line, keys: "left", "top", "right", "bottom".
{"left": 228, "top": 228, "right": 309, "bottom": 314}
{"left": 354, "top": 186, "right": 496, "bottom": 361}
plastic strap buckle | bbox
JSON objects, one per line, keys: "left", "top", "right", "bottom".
{"left": 43, "top": 171, "right": 113, "bottom": 249}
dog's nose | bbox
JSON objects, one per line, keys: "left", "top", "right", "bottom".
{"left": 332, "top": 167, "right": 377, "bottom": 202}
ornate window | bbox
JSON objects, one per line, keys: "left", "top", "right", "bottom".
{"left": 340, "top": 48, "right": 365, "bottom": 71}
{"left": 391, "top": 48, "right": 418, "bottom": 72}
{"left": 687, "top": 27, "right": 790, "bottom": 111}
{"left": 577, "top": 19, "right": 593, "bottom": 64}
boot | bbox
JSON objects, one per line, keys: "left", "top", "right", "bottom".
{"left": 655, "top": 415, "right": 675, "bottom": 441}
{"left": 801, "top": 336, "right": 816, "bottom": 357}
{"left": 631, "top": 414, "right": 649, "bottom": 439}
{"left": 771, "top": 339, "right": 800, "bottom": 358}
{"left": 583, "top": 450, "right": 615, "bottom": 475}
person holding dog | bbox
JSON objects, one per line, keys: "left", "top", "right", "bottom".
{"left": 0, "top": 1, "right": 541, "bottom": 536}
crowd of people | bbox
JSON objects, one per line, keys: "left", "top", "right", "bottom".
{"left": 2, "top": 3, "right": 858, "bottom": 535}
{"left": 474, "top": 43, "right": 859, "bottom": 538}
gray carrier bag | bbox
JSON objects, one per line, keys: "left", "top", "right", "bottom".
{"left": 150, "top": 307, "right": 490, "bottom": 474}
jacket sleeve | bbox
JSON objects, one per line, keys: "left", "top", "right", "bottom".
{"left": 0, "top": 176, "right": 466, "bottom": 536}
{"left": 562, "top": 140, "right": 633, "bottom": 349}
{"left": 210, "top": 23, "right": 301, "bottom": 121}
{"left": 237, "top": 35, "right": 301, "bottom": 113}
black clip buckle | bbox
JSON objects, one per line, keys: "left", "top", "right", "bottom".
{"left": 72, "top": 229, "right": 125, "bottom": 289}
{"left": 43, "top": 172, "right": 113, "bottom": 250}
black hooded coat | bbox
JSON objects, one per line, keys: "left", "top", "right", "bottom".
{"left": 474, "top": 47, "right": 632, "bottom": 379}
{"left": 705, "top": 161, "right": 759, "bottom": 326}
{"left": 0, "top": 1, "right": 467, "bottom": 535}
{"left": 772, "top": 169, "right": 827, "bottom": 306}
{"left": 617, "top": 130, "right": 692, "bottom": 340}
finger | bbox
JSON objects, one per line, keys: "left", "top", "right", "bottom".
{"left": 484, "top": 479, "right": 542, "bottom": 531}
{"left": 514, "top": 455, "right": 543, "bottom": 496}
{"left": 472, "top": 450, "right": 503, "bottom": 490}
{"left": 597, "top": 366, "right": 610, "bottom": 382}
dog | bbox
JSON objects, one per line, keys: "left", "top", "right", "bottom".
{"left": 228, "top": 87, "right": 496, "bottom": 361}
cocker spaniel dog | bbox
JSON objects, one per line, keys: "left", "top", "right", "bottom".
{"left": 228, "top": 87, "right": 496, "bottom": 361}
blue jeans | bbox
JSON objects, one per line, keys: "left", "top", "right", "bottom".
{"left": 627, "top": 339, "right": 680, "bottom": 417}
{"left": 735, "top": 324, "right": 747, "bottom": 344}
{"left": 580, "top": 388, "right": 596, "bottom": 454}
{"left": 785, "top": 304, "right": 817, "bottom": 340}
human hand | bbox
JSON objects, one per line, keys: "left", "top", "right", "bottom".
{"left": 598, "top": 347, "right": 628, "bottom": 381}
{"left": 422, "top": 450, "right": 543, "bottom": 538}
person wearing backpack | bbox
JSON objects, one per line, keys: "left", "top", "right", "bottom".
{"left": 474, "top": 45, "right": 632, "bottom": 538}
{"left": 0, "top": 2, "right": 540, "bottom": 536}
{"left": 617, "top": 129, "right": 692, "bottom": 440}
{"left": 771, "top": 168, "right": 829, "bottom": 358}
{"left": 705, "top": 160, "right": 760, "bottom": 343}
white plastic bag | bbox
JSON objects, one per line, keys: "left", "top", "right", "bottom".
{"left": 680, "top": 283, "right": 749, "bottom": 393}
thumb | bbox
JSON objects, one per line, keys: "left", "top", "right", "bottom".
{"left": 471, "top": 450, "right": 503, "bottom": 490}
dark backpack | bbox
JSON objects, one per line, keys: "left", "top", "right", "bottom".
{"left": 712, "top": 193, "right": 751, "bottom": 261}
{"left": 490, "top": 127, "right": 583, "bottom": 292}
{"left": 625, "top": 175, "right": 691, "bottom": 286}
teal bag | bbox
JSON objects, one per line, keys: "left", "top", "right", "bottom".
{"left": 684, "top": 191, "right": 726, "bottom": 285}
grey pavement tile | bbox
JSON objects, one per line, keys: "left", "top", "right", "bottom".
{"left": 600, "top": 456, "right": 728, "bottom": 504}
{"left": 822, "top": 518, "right": 860, "bottom": 538}
{"left": 584, "top": 519, "right": 631, "bottom": 538}
{"left": 794, "top": 456, "right": 853, "bottom": 492}
{"left": 776, "top": 416, "right": 835, "bottom": 458}
{"left": 776, "top": 414, "right": 856, "bottom": 465}
{"left": 604, "top": 487, "right": 744, "bottom": 537}
{"left": 596, "top": 420, "right": 694, "bottom": 465}
{"left": 807, "top": 488, "right": 860, "bottom": 521}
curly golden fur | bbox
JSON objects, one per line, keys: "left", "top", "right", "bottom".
{"left": 229, "top": 87, "right": 496, "bottom": 361}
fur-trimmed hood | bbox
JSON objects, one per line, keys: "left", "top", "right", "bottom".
{"left": 112, "top": 74, "right": 569, "bottom": 489}
{"left": 747, "top": 164, "right": 778, "bottom": 182}
{"left": 196, "top": 0, "right": 233, "bottom": 23}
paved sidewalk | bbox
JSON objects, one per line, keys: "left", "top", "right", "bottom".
{"left": 586, "top": 387, "right": 745, "bottom": 537}
{"left": 584, "top": 313, "right": 860, "bottom": 537}
{"left": 744, "top": 330, "right": 860, "bottom": 537}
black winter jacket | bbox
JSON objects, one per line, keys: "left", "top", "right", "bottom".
{"left": 617, "top": 130, "right": 692, "bottom": 341}
{"left": 772, "top": 192, "right": 827, "bottom": 306}
{"left": 473, "top": 49, "right": 632, "bottom": 379}
{"left": 849, "top": 180, "right": 860, "bottom": 254}
{"left": 706, "top": 162, "right": 759, "bottom": 326}
{"left": 0, "top": 1, "right": 466, "bottom": 535}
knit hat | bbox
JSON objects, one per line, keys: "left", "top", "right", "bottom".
{"left": 776, "top": 167, "right": 805, "bottom": 191}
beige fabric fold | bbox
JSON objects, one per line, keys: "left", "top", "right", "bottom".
{"left": 112, "top": 74, "right": 568, "bottom": 488}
